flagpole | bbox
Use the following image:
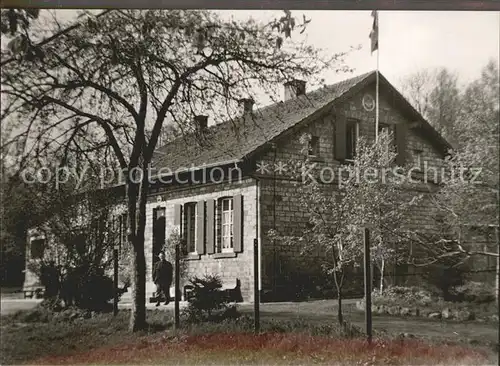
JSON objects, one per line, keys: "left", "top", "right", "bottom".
{"left": 375, "top": 15, "right": 380, "bottom": 143}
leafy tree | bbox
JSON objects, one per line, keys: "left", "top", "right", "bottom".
{"left": 23, "top": 157, "right": 127, "bottom": 310}
{"left": 1, "top": 10, "right": 347, "bottom": 331}
{"left": 271, "top": 131, "right": 420, "bottom": 325}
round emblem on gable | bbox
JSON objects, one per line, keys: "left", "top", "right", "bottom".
{"left": 362, "top": 94, "right": 375, "bottom": 112}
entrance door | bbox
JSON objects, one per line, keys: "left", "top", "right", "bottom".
{"left": 152, "top": 208, "right": 166, "bottom": 277}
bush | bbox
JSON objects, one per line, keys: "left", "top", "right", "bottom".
{"left": 182, "top": 274, "right": 240, "bottom": 323}
{"left": 420, "top": 256, "right": 470, "bottom": 301}
{"left": 450, "top": 281, "right": 496, "bottom": 304}
{"left": 61, "top": 265, "right": 116, "bottom": 312}
{"left": 373, "top": 286, "right": 436, "bottom": 307}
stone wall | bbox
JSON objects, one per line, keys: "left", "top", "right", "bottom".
{"left": 143, "top": 178, "right": 258, "bottom": 301}
{"left": 256, "top": 83, "right": 450, "bottom": 298}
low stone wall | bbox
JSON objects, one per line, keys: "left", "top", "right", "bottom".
{"left": 355, "top": 300, "right": 499, "bottom": 323}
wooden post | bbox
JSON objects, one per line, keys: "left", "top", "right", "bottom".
{"left": 253, "top": 238, "right": 260, "bottom": 333}
{"left": 495, "top": 226, "right": 499, "bottom": 307}
{"left": 113, "top": 246, "right": 119, "bottom": 316}
{"left": 174, "top": 242, "right": 181, "bottom": 330}
{"left": 364, "top": 228, "right": 372, "bottom": 344}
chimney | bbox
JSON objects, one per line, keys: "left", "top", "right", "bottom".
{"left": 239, "top": 98, "right": 254, "bottom": 115}
{"left": 194, "top": 115, "right": 208, "bottom": 133}
{"left": 284, "top": 79, "right": 306, "bottom": 101}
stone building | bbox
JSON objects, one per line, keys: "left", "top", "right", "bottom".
{"left": 24, "top": 71, "right": 459, "bottom": 301}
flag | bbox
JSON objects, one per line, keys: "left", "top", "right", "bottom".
{"left": 369, "top": 10, "right": 379, "bottom": 54}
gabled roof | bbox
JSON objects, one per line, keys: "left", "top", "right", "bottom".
{"left": 152, "top": 71, "right": 452, "bottom": 173}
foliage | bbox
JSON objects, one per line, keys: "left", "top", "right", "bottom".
{"left": 0, "top": 9, "right": 40, "bottom": 36}
{"left": 450, "top": 281, "right": 496, "bottom": 304}
{"left": 182, "top": 274, "right": 238, "bottom": 323}
{"left": 419, "top": 255, "right": 471, "bottom": 300}
{"left": 373, "top": 286, "right": 436, "bottom": 306}
{"left": 271, "top": 130, "right": 421, "bottom": 324}
{"left": 61, "top": 265, "right": 117, "bottom": 311}
{"left": 1, "top": 9, "right": 348, "bottom": 331}
{"left": 162, "top": 229, "right": 187, "bottom": 281}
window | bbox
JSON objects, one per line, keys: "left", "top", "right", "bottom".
{"left": 30, "top": 238, "right": 45, "bottom": 259}
{"left": 152, "top": 208, "right": 165, "bottom": 270}
{"left": 413, "top": 149, "right": 423, "bottom": 170}
{"left": 346, "top": 121, "right": 358, "bottom": 160}
{"left": 183, "top": 202, "right": 197, "bottom": 253}
{"left": 308, "top": 136, "right": 320, "bottom": 157}
{"left": 217, "top": 198, "right": 234, "bottom": 252}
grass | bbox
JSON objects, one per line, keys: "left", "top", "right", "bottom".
{"left": 32, "top": 332, "right": 493, "bottom": 365}
{"left": 1, "top": 301, "right": 498, "bottom": 365}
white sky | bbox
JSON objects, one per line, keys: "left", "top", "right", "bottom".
{"left": 222, "top": 10, "right": 499, "bottom": 89}
{"left": 3, "top": 10, "right": 499, "bottom": 103}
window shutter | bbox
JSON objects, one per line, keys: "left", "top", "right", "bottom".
{"left": 395, "top": 122, "right": 408, "bottom": 165}
{"left": 233, "top": 194, "right": 243, "bottom": 253}
{"left": 335, "top": 112, "right": 346, "bottom": 160}
{"left": 196, "top": 200, "right": 205, "bottom": 254}
{"left": 206, "top": 199, "right": 215, "bottom": 254}
{"left": 174, "top": 203, "right": 182, "bottom": 235}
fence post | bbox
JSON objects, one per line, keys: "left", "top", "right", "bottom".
{"left": 174, "top": 242, "right": 181, "bottom": 330}
{"left": 364, "top": 228, "right": 372, "bottom": 344}
{"left": 253, "top": 238, "right": 260, "bottom": 333}
{"left": 113, "top": 246, "right": 119, "bottom": 316}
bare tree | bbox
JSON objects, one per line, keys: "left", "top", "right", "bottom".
{"left": 1, "top": 10, "right": 349, "bottom": 331}
{"left": 408, "top": 60, "right": 499, "bottom": 301}
{"left": 399, "top": 67, "right": 462, "bottom": 146}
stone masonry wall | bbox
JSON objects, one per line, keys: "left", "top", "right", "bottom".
{"left": 257, "top": 82, "right": 449, "bottom": 296}
{"left": 143, "top": 178, "right": 258, "bottom": 302}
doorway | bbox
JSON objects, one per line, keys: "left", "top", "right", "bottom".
{"left": 152, "top": 208, "right": 166, "bottom": 277}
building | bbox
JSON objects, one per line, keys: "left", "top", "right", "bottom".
{"left": 24, "top": 71, "right": 459, "bottom": 301}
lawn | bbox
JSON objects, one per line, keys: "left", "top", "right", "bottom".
{"left": 1, "top": 300, "right": 498, "bottom": 365}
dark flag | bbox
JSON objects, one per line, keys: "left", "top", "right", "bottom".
{"left": 369, "top": 10, "right": 379, "bottom": 54}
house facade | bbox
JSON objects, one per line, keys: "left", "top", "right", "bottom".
{"left": 25, "top": 71, "right": 466, "bottom": 301}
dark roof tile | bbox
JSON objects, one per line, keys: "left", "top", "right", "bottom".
{"left": 152, "top": 71, "right": 374, "bottom": 172}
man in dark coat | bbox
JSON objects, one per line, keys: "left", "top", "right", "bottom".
{"left": 153, "top": 252, "right": 173, "bottom": 306}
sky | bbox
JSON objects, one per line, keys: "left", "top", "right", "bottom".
{"left": 2, "top": 10, "right": 499, "bottom": 112}
{"left": 221, "top": 10, "right": 499, "bottom": 89}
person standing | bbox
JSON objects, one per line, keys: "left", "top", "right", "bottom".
{"left": 153, "top": 252, "right": 173, "bottom": 306}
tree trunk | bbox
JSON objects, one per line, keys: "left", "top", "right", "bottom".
{"left": 129, "top": 239, "right": 146, "bottom": 332}
{"left": 379, "top": 259, "right": 385, "bottom": 293}
{"left": 496, "top": 227, "right": 499, "bottom": 306}
{"left": 337, "top": 288, "right": 343, "bottom": 325}
{"left": 126, "top": 164, "right": 149, "bottom": 332}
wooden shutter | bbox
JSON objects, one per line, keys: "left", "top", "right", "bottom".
{"left": 233, "top": 194, "right": 243, "bottom": 253}
{"left": 206, "top": 199, "right": 215, "bottom": 254}
{"left": 395, "top": 122, "right": 408, "bottom": 165}
{"left": 196, "top": 200, "right": 205, "bottom": 254}
{"left": 174, "top": 203, "right": 182, "bottom": 235}
{"left": 335, "top": 112, "right": 346, "bottom": 160}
